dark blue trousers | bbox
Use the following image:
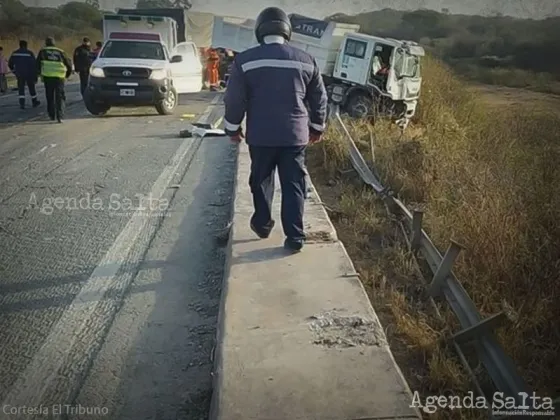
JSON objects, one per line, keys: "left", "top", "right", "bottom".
{"left": 17, "top": 76, "right": 38, "bottom": 107}
{"left": 248, "top": 145, "right": 307, "bottom": 241}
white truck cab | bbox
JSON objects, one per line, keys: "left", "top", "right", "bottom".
{"left": 331, "top": 33, "right": 424, "bottom": 125}
{"left": 85, "top": 14, "right": 202, "bottom": 116}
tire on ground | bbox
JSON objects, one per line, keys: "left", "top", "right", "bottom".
{"left": 345, "top": 92, "right": 374, "bottom": 119}
{"left": 155, "top": 87, "right": 178, "bottom": 115}
{"left": 83, "top": 92, "right": 110, "bottom": 116}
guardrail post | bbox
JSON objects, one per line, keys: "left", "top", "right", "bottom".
{"left": 427, "top": 240, "right": 462, "bottom": 297}
{"left": 410, "top": 210, "right": 423, "bottom": 252}
{"left": 381, "top": 188, "right": 397, "bottom": 214}
{"left": 451, "top": 313, "right": 507, "bottom": 345}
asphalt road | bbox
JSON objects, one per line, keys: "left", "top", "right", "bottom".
{"left": 0, "top": 90, "right": 235, "bottom": 419}
{"left": 0, "top": 77, "right": 80, "bottom": 127}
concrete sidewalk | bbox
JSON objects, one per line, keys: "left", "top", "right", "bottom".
{"left": 211, "top": 143, "right": 420, "bottom": 420}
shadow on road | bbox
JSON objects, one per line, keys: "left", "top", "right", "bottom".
{"left": 0, "top": 139, "right": 238, "bottom": 419}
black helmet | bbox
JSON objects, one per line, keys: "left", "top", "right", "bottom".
{"left": 254, "top": 7, "right": 292, "bottom": 43}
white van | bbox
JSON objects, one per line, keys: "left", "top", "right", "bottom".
{"left": 171, "top": 41, "right": 203, "bottom": 93}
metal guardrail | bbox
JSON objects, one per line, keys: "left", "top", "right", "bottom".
{"left": 329, "top": 107, "right": 557, "bottom": 419}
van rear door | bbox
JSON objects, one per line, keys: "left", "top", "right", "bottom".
{"left": 172, "top": 42, "right": 202, "bottom": 93}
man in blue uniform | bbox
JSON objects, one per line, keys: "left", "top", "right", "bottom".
{"left": 8, "top": 40, "right": 40, "bottom": 109}
{"left": 224, "top": 7, "right": 328, "bottom": 252}
{"left": 73, "top": 37, "right": 93, "bottom": 96}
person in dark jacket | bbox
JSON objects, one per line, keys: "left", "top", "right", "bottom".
{"left": 91, "top": 41, "right": 103, "bottom": 61}
{"left": 37, "top": 37, "right": 73, "bottom": 123}
{"left": 223, "top": 7, "right": 328, "bottom": 253}
{"left": 8, "top": 40, "right": 40, "bottom": 109}
{"left": 73, "top": 37, "right": 92, "bottom": 95}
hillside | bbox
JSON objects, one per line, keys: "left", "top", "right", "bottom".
{"left": 16, "top": 0, "right": 560, "bottom": 19}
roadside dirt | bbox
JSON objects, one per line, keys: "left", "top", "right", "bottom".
{"left": 469, "top": 84, "right": 560, "bottom": 114}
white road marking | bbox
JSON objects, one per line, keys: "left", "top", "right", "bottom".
{"left": 38, "top": 144, "right": 56, "bottom": 154}
{"left": 1, "top": 94, "right": 223, "bottom": 413}
{"left": 197, "top": 93, "right": 223, "bottom": 125}
{"left": 211, "top": 94, "right": 221, "bottom": 105}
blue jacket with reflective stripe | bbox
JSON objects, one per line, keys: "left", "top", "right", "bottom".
{"left": 223, "top": 37, "right": 328, "bottom": 147}
{"left": 8, "top": 48, "right": 37, "bottom": 79}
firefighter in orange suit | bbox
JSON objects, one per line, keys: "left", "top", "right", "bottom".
{"left": 206, "top": 48, "right": 220, "bottom": 90}
{"left": 201, "top": 47, "right": 209, "bottom": 87}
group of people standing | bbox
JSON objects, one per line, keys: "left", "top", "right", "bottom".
{"left": 73, "top": 37, "right": 103, "bottom": 95}
{"left": 0, "top": 36, "right": 102, "bottom": 123}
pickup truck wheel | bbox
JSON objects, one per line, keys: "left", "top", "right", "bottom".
{"left": 155, "top": 87, "right": 177, "bottom": 115}
{"left": 346, "top": 93, "right": 373, "bottom": 119}
{"left": 84, "top": 94, "right": 110, "bottom": 116}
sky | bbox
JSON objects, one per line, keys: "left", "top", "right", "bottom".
{"left": 19, "top": 0, "right": 560, "bottom": 19}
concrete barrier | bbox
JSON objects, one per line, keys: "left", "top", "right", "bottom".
{"left": 211, "top": 143, "right": 420, "bottom": 420}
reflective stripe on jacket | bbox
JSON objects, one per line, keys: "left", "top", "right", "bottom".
{"left": 8, "top": 48, "right": 36, "bottom": 78}
{"left": 223, "top": 37, "right": 328, "bottom": 147}
{"left": 38, "top": 47, "right": 68, "bottom": 78}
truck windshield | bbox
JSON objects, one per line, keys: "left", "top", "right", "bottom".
{"left": 100, "top": 41, "right": 166, "bottom": 60}
{"left": 393, "top": 49, "right": 420, "bottom": 79}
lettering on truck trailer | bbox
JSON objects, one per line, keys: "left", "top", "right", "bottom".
{"left": 289, "top": 14, "right": 329, "bottom": 39}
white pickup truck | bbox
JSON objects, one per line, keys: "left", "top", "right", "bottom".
{"left": 85, "top": 14, "right": 203, "bottom": 116}
{"left": 212, "top": 14, "right": 424, "bottom": 127}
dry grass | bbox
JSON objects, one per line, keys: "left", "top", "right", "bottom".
{"left": 0, "top": 36, "right": 99, "bottom": 57}
{"left": 457, "top": 64, "right": 560, "bottom": 96}
{"left": 307, "top": 55, "right": 560, "bottom": 418}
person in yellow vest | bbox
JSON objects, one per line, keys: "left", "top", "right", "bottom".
{"left": 36, "top": 37, "right": 72, "bottom": 123}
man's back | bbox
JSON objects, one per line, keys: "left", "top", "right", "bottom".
{"left": 225, "top": 40, "right": 327, "bottom": 147}
{"left": 37, "top": 46, "right": 71, "bottom": 79}
{"left": 73, "top": 45, "right": 91, "bottom": 72}
{"left": 9, "top": 48, "right": 35, "bottom": 78}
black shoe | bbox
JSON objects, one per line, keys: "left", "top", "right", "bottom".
{"left": 20, "top": 105, "right": 25, "bottom": 110}
{"left": 57, "top": 118, "right": 63, "bottom": 123}
{"left": 250, "top": 219, "right": 275, "bottom": 239}
{"left": 284, "top": 238, "right": 304, "bottom": 253}
{"left": 32, "top": 100, "right": 40, "bottom": 108}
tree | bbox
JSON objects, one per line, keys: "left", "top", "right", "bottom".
{"left": 172, "top": 0, "right": 191, "bottom": 8}
{"left": 58, "top": 1, "right": 102, "bottom": 30}
{"left": 136, "top": 0, "right": 171, "bottom": 7}
{"left": 85, "top": 0, "right": 100, "bottom": 9}
{"left": 59, "top": 1, "right": 101, "bottom": 21}
{"left": 0, "top": 0, "right": 29, "bottom": 35}
{"left": 136, "top": 0, "right": 191, "bottom": 9}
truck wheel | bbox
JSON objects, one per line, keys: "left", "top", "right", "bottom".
{"left": 84, "top": 94, "right": 110, "bottom": 116}
{"left": 155, "top": 87, "right": 177, "bottom": 115}
{"left": 346, "top": 93, "right": 373, "bottom": 119}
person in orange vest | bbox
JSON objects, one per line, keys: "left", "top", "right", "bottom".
{"left": 206, "top": 48, "right": 220, "bottom": 91}
{"left": 201, "top": 47, "right": 209, "bottom": 87}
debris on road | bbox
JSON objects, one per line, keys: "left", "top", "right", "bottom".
{"left": 308, "top": 310, "right": 385, "bottom": 348}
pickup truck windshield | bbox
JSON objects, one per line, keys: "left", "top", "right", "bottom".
{"left": 100, "top": 41, "right": 166, "bottom": 60}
